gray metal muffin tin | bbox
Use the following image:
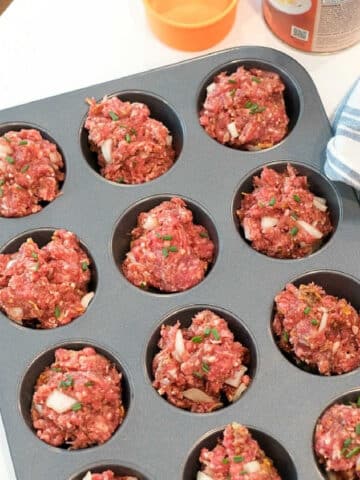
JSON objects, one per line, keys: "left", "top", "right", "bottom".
{"left": 0, "top": 46, "right": 359, "bottom": 480}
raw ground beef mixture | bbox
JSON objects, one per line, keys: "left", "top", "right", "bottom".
{"left": 0, "top": 229, "right": 93, "bottom": 329}
{"left": 31, "top": 347, "right": 124, "bottom": 449}
{"left": 82, "top": 472, "right": 137, "bottom": 480}
{"left": 152, "top": 310, "right": 250, "bottom": 413}
{"left": 237, "top": 164, "right": 332, "bottom": 259}
{"left": 85, "top": 96, "right": 175, "bottom": 184}
{"left": 198, "top": 422, "right": 281, "bottom": 479}
{"left": 273, "top": 282, "right": 360, "bottom": 375}
{"left": 315, "top": 401, "right": 360, "bottom": 479}
{"left": 0, "top": 129, "right": 64, "bottom": 217}
{"left": 199, "top": 66, "right": 289, "bottom": 150}
{"left": 122, "top": 197, "right": 215, "bottom": 292}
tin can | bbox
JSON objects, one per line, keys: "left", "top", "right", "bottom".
{"left": 263, "top": 0, "right": 360, "bottom": 53}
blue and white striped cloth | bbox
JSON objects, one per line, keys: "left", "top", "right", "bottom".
{"left": 324, "top": 78, "right": 360, "bottom": 191}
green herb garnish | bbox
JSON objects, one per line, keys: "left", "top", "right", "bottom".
{"left": 222, "top": 457, "right": 230, "bottom": 464}
{"left": 85, "top": 381, "right": 94, "bottom": 387}
{"left": 116, "top": 177, "right": 124, "bottom": 183}
{"left": 245, "top": 100, "right": 253, "bottom": 108}
{"left": 51, "top": 367, "right": 62, "bottom": 372}
{"left": 162, "top": 235, "right": 173, "bottom": 241}
{"left": 199, "top": 231, "right": 209, "bottom": 238}
{"left": 71, "top": 402, "right": 82, "bottom": 412}
{"left": 109, "top": 111, "right": 119, "bottom": 121}
{"left": 233, "top": 456, "right": 244, "bottom": 463}
{"left": 81, "top": 261, "right": 88, "bottom": 271}
{"left": 168, "top": 246, "right": 178, "bottom": 252}
{"left": 0, "top": 179, "right": 4, "bottom": 186}
{"left": 211, "top": 328, "right": 220, "bottom": 341}
{"left": 269, "top": 197, "right": 276, "bottom": 206}
{"left": 191, "top": 336, "right": 203, "bottom": 344}
{"left": 193, "top": 371, "right": 203, "bottom": 379}
{"left": 249, "top": 105, "right": 266, "bottom": 114}
{"left": 5, "top": 156, "right": 14, "bottom": 164}
{"left": 204, "top": 327, "right": 211, "bottom": 336}
{"left": 230, "top": 89, "right": 236, "bottom": 97}
{"left": 304, "top": 306, "right": 311, "bottom": 315}
{"left": 31, "top": 252, "right": 38, "bottom": 260}
{"left": 162, "top": 247, "right": 169, "bottom": 258}
{"left": 202, "top": 362, "right": 210, "bottom": 373}
{"left": 21, "top": 164, "right": 29, "bottom": 173}
{"left": 282, "top": 331, "right": 289, "bottom": 343}
{"left": 252, "top": 76, "right": 261, "bottom": 83}
{"left": 345, "top": 446, "right": 360, "bottom": 458}
{"left": 311, "top": 319, "right": 319, "bottom": 326}
{"left": 228, "top": 79, "right": 237, "bottom": 84}
{"left": 54, "top": 305, "right": 61, "bottom": 319}
{"left": 343, "top": 438, "right": 352, "bottom": 448}
{"left": 355, "top": 424, "right": 360, "bottom": 435}
{"left": 125, "top": 133, "right": 131, "bottom": 143}
{"left": 18, "top": 140, "right": 28, "bottom": 146}
{"left": 293, "top": 194, "right": 301, "bottom": 203}
{"left": 290, "top": 227, "right": 298, "bottom": 236}
{"left": 59, "top": 375, "right": 74, "bottom": 388}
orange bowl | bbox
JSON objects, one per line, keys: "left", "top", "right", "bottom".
{"left": 143, "top": 0, "right": 238, "bottom": 51}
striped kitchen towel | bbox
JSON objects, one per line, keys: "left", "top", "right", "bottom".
{"left": 324, "top": 78, "right": 360, "bottom": 191}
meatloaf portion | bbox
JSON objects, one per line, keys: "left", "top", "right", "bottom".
{"left": 199, "top": 66, "right": 289, "bottom": 150}
{"left": 315, "top": 401, "right": 360, "bottom": 479}
{"left": 85, "top": 96, "right": 175, "bottom": 184}
{"left": 236, "top": 164, "right": 332, "bottom": 258}
{"left": 82, "top": 471, "right": 137, "bottom": 480}
{"left": 0, "top": 129, "right": 64, "bottom": 217}
{"left": 198, "top": 423, "right": 281, "bottom": 479}
{"left": 152, "top": 310, "right": 250, "bottom": 413}
{"left": 122, "top": 197, "right": 215, "bottom": 292}
{"left": 31, "top": 347, "right": 124, "bottom": 449}
{"left": 273, "top": 282, "right": 360, "bottom": 375}
{"left": 0, "top": 229, "right": 93, "bottom": 328}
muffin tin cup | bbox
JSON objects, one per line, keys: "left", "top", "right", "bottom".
{"left": 0, "top": 46, "right": 359, "bottom": 480}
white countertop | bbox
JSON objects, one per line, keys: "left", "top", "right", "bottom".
{"left": 0, "top": 0, "right": 359, "bottom": 478}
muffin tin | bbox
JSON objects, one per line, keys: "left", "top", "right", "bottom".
{"left": 0, "top": 46, "right": 359, "bottom": 480}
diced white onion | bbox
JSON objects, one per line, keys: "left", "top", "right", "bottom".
{"left": 297, "top": 220, "right": 323, "bottom": 239}
{"left": 206, "top": 83, "right": 216, "bottom": 94}
{"left": 227, "top": 121, "right": 239, "bottom": 138}
{"left": 46, "top": 390, "right": 78, "bottom": 413}
{"left": 225, "top": 366, "right": 247, "bottom": 388}
{"left": 174, "top": 329, "right": 185, "bottom": 362}
{"left": 243, "top": 220, "right": 252, "bottom": 241}
{"left": 166, "top": 135, "right": 173, "bottom": 146}
{"left": 7, "top": 307, "right": 24, "bottom": 323}
{"left": 101, "top": 138, "right": 113, "bottom": 163}
{"left": 231, "top": 383, "right": 247, "bottom": 402}
{"left": 319, "top": 309, "right": 328, "bottom": 333}
{"left": 142, "top": 214, "right": 158, "bottom": 230}
{"left": 332, "top": 341, "right": 340, "bottom": 353}
{"left": 34, "top": 404, "right": 43, "bottom": 414}
{"left": 6, "top": 259, "right": 17, "bottom": 270}
{"left": 244, "top": 461, "right": 261, "bottom": 473}
{"left": 313, "top": 197, "right": 328, "bottom": 212}
{"left": 261, "top": 216, "right": 278, "bottom": 231}
{"left": 197, "top": 472, "right": 213, "bottom": 480}
{"left": 81, "top": 291, "right": 94, "bottom": 309}
{"left": 82, "top": 472, "right": 92, "bottom": 480}
{"left": 183, "top": 388, "right": 215, "bottom": 403}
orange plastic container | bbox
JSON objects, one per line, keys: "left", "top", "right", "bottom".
{"left": 143, "top": 0, "right": 238, "bottom": 51}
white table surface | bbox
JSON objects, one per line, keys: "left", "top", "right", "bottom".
{"left": 0, "top": 1, "right": 359, "bottom": 478}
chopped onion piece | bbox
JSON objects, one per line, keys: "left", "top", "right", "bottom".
{"left": 6, "top": 259, "right": 16, "bottom": 270}
{"left": 319, "top": 308, "right": 328, "bottom": 333}
{"left": 227, "top": 121, "right": 239, "bottom": 138}
{"left": 174, "top": 329, "right": 185, "bottom": 362}
{"left": 356, "top": 455, "right": 360, "bottom": 471}
{"left": 34, "top": 403, "right": 43, "bottom": 414}
{"left": 166, "top": 135, "right": 173, "bottom": 146}
{"left": 261, "top": 216, "right": 278, "bottom": 231}
{"left": 297, "top": 220, "right": 323, "bottom": 239}
{"left": 243, "top": 220, "right": 252, "bottom": 241}
{"left": 82, "top": 473, "right": 92, "bottom": 480}
{"left": 206, "top": 83, "right": 216, "bottom": 94}
{"left": 197, "top": 472, "right": 213, "bottom": 480}
{"left": 231, "top": 383, "right": 247, "bottom": 402}
{"left": 81, "top": 291, "right": 94, "bottom": 309}
{"left": 225, "top": 366, "right": 247, "bottom": 388}
{"left": 101, "top": 138, "right": 112, "bottom": 163}
{"left": 183, "top": 388, "right": 215, "bottom": 403}
{"left": 46, "top": 389, "right": 78, "bottom": 413}
{"left": 8, "top": 307, "right": 24, "bottom": 323}
{"left": 142, "top": 214, "right": 158, "bottom": 230}
{"left": 244, "top": 461, "right": 261, "bottom": 473}
{"left": 313, "top": 197, "right": 328, "bottom": 212}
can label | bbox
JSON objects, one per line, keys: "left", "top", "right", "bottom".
{"left": 263, "top": 0, "right": 360, "bottom": 53}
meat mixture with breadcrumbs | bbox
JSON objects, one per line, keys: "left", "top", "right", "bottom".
{"left": 0, "top": 129, "right": 64, "bottom": 217}
{"left": 31, "top": 347, "right": 124, "bottom": 449}
{"left": 85, "top": 96, "right": 175, "bottom": 184}
{"left": 199, "top": 66, "right": 289, "bottom": 150}
{"left": 81, "top": 472, "right": 137, "bottom": 480}
{"left": 122, "top": 197, "right": 215, "bottom": 292}
{"left": 0, "top": 229, "right": 93, "bottom": 328}
{"left": 198, "top": 422, "right": 281, "bottom": 479}
{"left": 315, "top": 401, "right": 360, "bottom": 479}
{"left": 273, "top": 282, "right": 360, "bottom": 375}
{"left": 237, "top": 164, "right": 332, "bottom": 258}
{"left": 152, "top": 310, "right": 250, "bottom": 413}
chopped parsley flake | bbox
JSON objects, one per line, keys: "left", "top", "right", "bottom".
{"left": 162, "top": 247, "right": 169, "bottom": 258}
{"left": 311, "top": 319, "right": 319, "bottom": 326}
{"left": 59, "top": 375, "right": 74, "bottom": 388}
{"left": 230, "top": 89, "right": 236, "bottom": 97}
{"left": 211, "top": 328, "right": 220, "bottom": 341}
{"left": 168, "top": 245, "right": 178, "bottom": 252}
{"left": 109, "top": 111, "right": 119, "bottom": 121}
{"left": 269, "top": 197, "right": 276, "bottom": 206}
{"left": 304, "top": 306, "right": 311, "bottom": 315}
{"left": 71, "top": 402, "right": 82, "bottom": 412}
{"left": 162, "top": 235, "right": 173, "bottom": 241}
{"left": 202, "top": 362, "right": 210, "bottom": 373}
{"left": 282, "top": 331, "right": 289, "bottom": 343}
{"left": 343, "top": 438, "right": 352, "bottom": 448}
{"left": 199, "top": 231, "right": 209, "bottom": 238}
{"left": 290, "top": 227, "right": 298, "bottom": 236}
{"left": 345, "top": 446, "right": 360, "bottom": 458}
{"left": 293, "top": 194, "right": 301, "bottom": 203}
{"left": 233, "top": 456, "right": 244, "bottom": 463}
{"left": 191, "top": 336, "right": 203, "bottom": 344}
{"left": 5, "top": 156, "right": 14, "bottom": 164}
{"left": 204, "top": 327, "right": 211, "bottom": 336}
{"left": 0, "top": 179, "right": 4, "bottom": 186}
{"left": 222, "top": 457, "right": 230, "bottom": 464}
{"left": 85, "top": 381, "right": 94, "bottom": 387}
{"left": 193, "top": 371, "right": 203, "bottom": 379}
{"left": 18, "top": 140, "right": 28, "bottom": 146}
{"left": 21, "top": 164, "right": 30, "bottom": 173}
{"left": 355, "top": 424, "right": 360, "bottom": 435}
{"left": 252, "top": 76, "right": 261, "bottom": 83}
{"left": 81, "top": 261, "right": 88, "bottom": 271}
{"left": 51, "top": 367, "right": 62, "bottom": 372}
{"left": 125, "top": 133, "right": 131, "bottom": 143}
{"left": 54, "top": 305, "right": 61, "bottom": 319}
